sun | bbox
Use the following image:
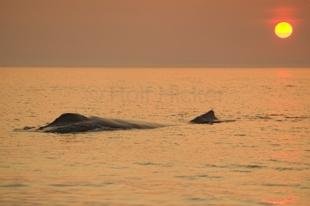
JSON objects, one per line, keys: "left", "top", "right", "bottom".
{"left": 274, "top": 22, "right": 293, "bottom": 39}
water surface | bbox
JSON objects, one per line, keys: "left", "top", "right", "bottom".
{"left": 0, "top": 68, "right": 309, "bottom": 205}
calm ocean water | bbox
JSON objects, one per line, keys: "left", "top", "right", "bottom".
{"left": 0, "top": 68, "right": 309, "bottom": 206}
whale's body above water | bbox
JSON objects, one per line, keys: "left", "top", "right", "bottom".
{"left": 26, "top": 110, "right": 231, "bottom": 134}
{"left": 38, "top": 113, "right": 165, "bottom": 133}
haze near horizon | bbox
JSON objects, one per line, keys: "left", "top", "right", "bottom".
{"left": 0, "top": 0, "right": 310, "bottom": 67}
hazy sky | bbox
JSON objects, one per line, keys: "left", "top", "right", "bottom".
{"left": 0, "top": 0, "right": 309, "bottom": 67}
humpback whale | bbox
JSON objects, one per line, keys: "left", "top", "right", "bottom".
{"left": 24, "top": 110, "right": 233, "bottom": 134}
{"left": 37, "top": 113, "right": 165, "bottom": 133}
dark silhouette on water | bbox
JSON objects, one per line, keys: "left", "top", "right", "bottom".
{"left": 38, "top": 113, "right": 164, "bottom": 133}
{"left": 25, "top": 110, "right": 233, "bottom": 133}
{"left": 190, "top": 110, "right": 221, "bottom": 124}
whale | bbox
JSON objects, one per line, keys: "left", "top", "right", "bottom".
{"left": 24, "top": 110, "right": 233, "bottom": 134}
{"left": 36, "top": 113, "right": 165, "bottom": 133}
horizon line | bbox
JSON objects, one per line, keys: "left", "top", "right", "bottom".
{"left": 1, "top": 66, "right": 309, "bottom": 69}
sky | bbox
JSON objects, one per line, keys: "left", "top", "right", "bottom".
{"left": 0, "top": 0, "right": 309, "bottom": 67}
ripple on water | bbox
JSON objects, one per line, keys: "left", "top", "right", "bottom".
{"left": 245, "top": 113, "right": 310, "bottom": 123}
{"left": 268, "top": 159, "right": 310, "bottom": 171}
{"left": 203, "top": 163, "right": 267, "bottom": 174}
{"left": 0, "top": 183, "right": 28, "bottom": 188}
{"left": 205, "top": 162, "right": 309, "bottom": 174}
{"left": 205, "top": 163, "right": 266, "bottom": 169}
{"left": 262, "top": 183, "right": 301, "bottom": 188}
{"left": 273, "top": 166, "right": 309, "bottom": 171}
{"left": 233, "top": 164, "right": 266, "bottom": 169}
{"left": 49, "top": 182, "right": 114, "bottom": 188}
{"left": 186, "top": 197, "right": 210, "bottom": 203}
{"left": 269, "top": 158, "right": 310, "bottom": 166}
{"left": 134, "top": 161, "right": 173, "bottom": 167}
{"left": 175, "top": 174, "right": 222, "bottom": 180}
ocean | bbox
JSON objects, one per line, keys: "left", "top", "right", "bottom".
{"left": 0, "top": 68, "right": 309, "bottom": 205}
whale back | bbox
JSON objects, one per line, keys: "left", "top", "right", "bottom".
{"left": 40, "top": 113, "right": 89, "bottom": 128}
{"left": 90, "top": 117, "right": 164, "bottom": 130}
{"left": 190, "top": 110, "right": 219, "bottom": 124}
{"left": 37, "top": 113, "right": 164, "bottom": 133}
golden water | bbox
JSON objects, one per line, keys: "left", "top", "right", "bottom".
{"left": 0, "top": 68, "right": 309, "bottom": 205}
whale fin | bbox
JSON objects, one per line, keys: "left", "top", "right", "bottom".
{"left": 190, "top": 110, "right": 219, "bottom": 124}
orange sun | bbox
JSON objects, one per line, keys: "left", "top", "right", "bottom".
{"left": 274, "top": 22, "right": 293, "bottom": 39}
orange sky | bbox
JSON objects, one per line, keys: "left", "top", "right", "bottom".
{"left": 0, "top": 0, "right": 309, "bottom": 67}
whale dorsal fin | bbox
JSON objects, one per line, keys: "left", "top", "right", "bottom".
{"left": 190, "top": 110, "right": 218, "bottom": 124}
